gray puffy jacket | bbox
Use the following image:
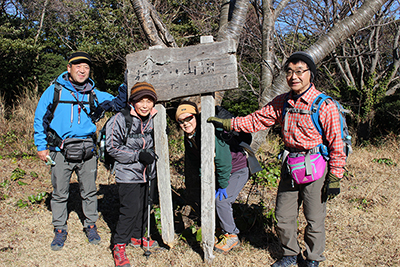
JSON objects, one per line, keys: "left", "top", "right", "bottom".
{"left": 105, "top": 107, "right": 157, "bottom": 183}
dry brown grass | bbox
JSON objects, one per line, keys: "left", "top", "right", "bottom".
{"left": 0, "top": 89, "right": 39, "bottom": 157}
{"left": 0, "top": 94, "right": 8, "bottom": 133}
{"left": 0, "top": 94, "right": 399, "bottom": 266}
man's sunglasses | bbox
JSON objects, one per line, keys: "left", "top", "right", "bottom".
{"left": 178, "top": 114, "right": 195, "bottom": 124}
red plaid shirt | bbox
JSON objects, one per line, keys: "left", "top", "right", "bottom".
{"left": 231, "top": 85, "right": 346, "bottom": 178}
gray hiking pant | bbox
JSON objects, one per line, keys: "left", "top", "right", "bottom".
{"left": 216, "top": 167, "right": 249, "bottom": 234}
{"left": 275, "top": 161, "right": 327, "bottom": 262}
{"left": 50, "top": 151, "right": 98, "bottom": 231}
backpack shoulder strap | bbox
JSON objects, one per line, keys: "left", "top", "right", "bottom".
{"left": 282, "top": 93, "right": 311, "bottom": 133}
{"left": 120, "top": 108, "right": 133, "bottom": 145}
{"left": 48, "top": 82, "right": 62, "bottom": 122}
{"left": 89, "top": 89, "right": 99, "bottom": 113}
{"left": 282, "top": 92, "right": 290, "bottom": 121}
{"left": 310, "top": 93, "right": 332, "bottom": 137}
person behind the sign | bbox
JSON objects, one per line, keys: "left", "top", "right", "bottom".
{"left": 207, "top": 52, "right": 346, "bottom": 267}
{"left": 175, "top": 101, "right": 249, "bottom": 253}
{"left": 106, "top": 82, "right": 158, "bottom": 267}
{"left": 33, "top": 51, "right": 127, "bottom": 251}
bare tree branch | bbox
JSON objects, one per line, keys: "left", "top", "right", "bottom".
{"left": 34, "top": 0, "right": 48, "bottom": 46}
{"left": 130, "top": 0, "right": 177, "bottom": 47}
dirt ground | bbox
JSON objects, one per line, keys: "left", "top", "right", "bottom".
{"left": 1, "top": 141, "right": 400, "bottom": 267}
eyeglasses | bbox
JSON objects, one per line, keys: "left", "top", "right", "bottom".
{"left": 178, "top": 115, "right": 195, "bottom": 124}
{"left": 286, "top": 69, "right": 309, "bottom": 77}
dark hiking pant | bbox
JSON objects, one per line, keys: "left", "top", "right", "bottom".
{"left": 275, "top": 162, "right": 328, "bottom": 262}
{"left": 113, "top": 182, "right": 151, "bottom": 244}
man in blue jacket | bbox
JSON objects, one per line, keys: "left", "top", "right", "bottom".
{"left": 34, "top": 51, "right": 127, "bottom": 251}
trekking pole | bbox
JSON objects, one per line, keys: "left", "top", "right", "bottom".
{"left": 144, "top": 164, "right": 152, "bottom": 259}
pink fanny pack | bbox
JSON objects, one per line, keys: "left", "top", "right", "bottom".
{"left": 287, "top": 153, "right": 326, "bottom": 184}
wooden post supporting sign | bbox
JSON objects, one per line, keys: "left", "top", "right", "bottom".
{"left": 153, "top": 103, "right": 175, "bottom": 247}
{"left": 200, "top": 94, "right": 216, "bottom": 263}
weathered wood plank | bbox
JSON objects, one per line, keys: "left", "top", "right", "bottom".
{"left": 126, "top": 39, "right": 238, "bottom": 101}
{"left": 153, "top": 103, "right": 175, "bottom": 247}
{"left": 200, "top": 95, "right": 215, "bottom": 264}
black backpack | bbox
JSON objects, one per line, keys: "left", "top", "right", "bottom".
{"left": 97, "top": 108, "right": 133, "bottom": 171}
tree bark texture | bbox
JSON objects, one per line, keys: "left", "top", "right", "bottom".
{"left": 216, "top": 0, "right": 250, "bottom": 47}
{"left": 200, "top": 95, "right": 216, "bottom": 264}
{"left": 154, "top": 103, "right": 175, "bottom": 247}
{"left": 130, "top": 0, "right": 177, "bottom": 47}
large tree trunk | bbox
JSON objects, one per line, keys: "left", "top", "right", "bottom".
{"left": 216, "top": 0, "right": 249, "bottom": 47}
{"left": 259, "top": 0, "right": 290, "bottom": 105}
{"left": 214, "top": 0, "right": 251, "bottom": 105}
{"left": 386, "top": 23, "right": 400, "bottom": 95}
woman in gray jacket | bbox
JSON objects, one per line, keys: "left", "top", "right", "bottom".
{"left": 106, "top": 82, "right": 158, "bottom": 267}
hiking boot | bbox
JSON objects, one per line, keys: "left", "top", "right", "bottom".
{"left": 113, "top": 244, "right": 130, "bottom": 267}
{"left": 213, "top": 233, "right": 240, "bottom": 253}
{"left": 85, "top": 224, "right": 101, "bottom": 245}
{"left": 271, "top": 255, "right": 297, "bottom": 267}
{"left": 130, "top": 237, "right": 158, "bottom": 248}
{"left": 214, "top": 228, "right": 223, "bottom": 244}
{"left": 50, "top": 229, "right": 68, "bottom": 251}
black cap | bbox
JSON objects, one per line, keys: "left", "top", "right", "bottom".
{"left": 68, "top": 51, "right": 92, "bottom": 66}
{"left": 287, "top": 51, "right": 316, "bottom": 78}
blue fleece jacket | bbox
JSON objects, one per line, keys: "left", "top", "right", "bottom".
{"left": 34, "top": 71, "right": 127, "bottom": 151}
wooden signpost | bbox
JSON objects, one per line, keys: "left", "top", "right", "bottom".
{"left": 126, "top": 37, "right": 238, "bottom": 263}
{"left": 126, "top": 38, "right": 238, "bottom": 102}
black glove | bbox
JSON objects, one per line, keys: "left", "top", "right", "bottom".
{"left": 325, "top": 172, "right": 341, "bottom": 201}
{"left": 139, "top": 151, "right": 154, "bottom": 165}
{"left": 206, "top": 117, "right": 231, "bottom": 131}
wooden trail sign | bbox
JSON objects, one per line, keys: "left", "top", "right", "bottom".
{"left": 126, "top": 39, "right": 238, "bottom": 101}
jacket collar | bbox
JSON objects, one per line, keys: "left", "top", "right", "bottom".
{"left": 57, "top": 71, "right": 95, "bottom": 93}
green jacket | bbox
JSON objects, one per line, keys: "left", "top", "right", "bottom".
{"left": 184, "top": 128, "right": 232, "bottom": 189}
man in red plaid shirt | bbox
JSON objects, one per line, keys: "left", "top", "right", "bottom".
{"left": 208, "top": 52, "right": 346, "bottom": 267}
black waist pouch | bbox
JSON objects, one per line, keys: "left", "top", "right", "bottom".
{"left": 61, "top": 138, "right": 95, "bottom": 162}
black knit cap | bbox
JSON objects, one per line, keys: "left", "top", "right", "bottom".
{"left": 68, "top": 51, "right": 92, "bottom": 66}
{"left": 286, "top": 51, "right": 316, "bottom": 78}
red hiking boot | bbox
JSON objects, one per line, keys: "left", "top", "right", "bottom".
{"left": 130, "top": 237, "right": 158, "bottom": 248}
{"left": 113, "top": 244, "right": 130, "bottom": 267}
